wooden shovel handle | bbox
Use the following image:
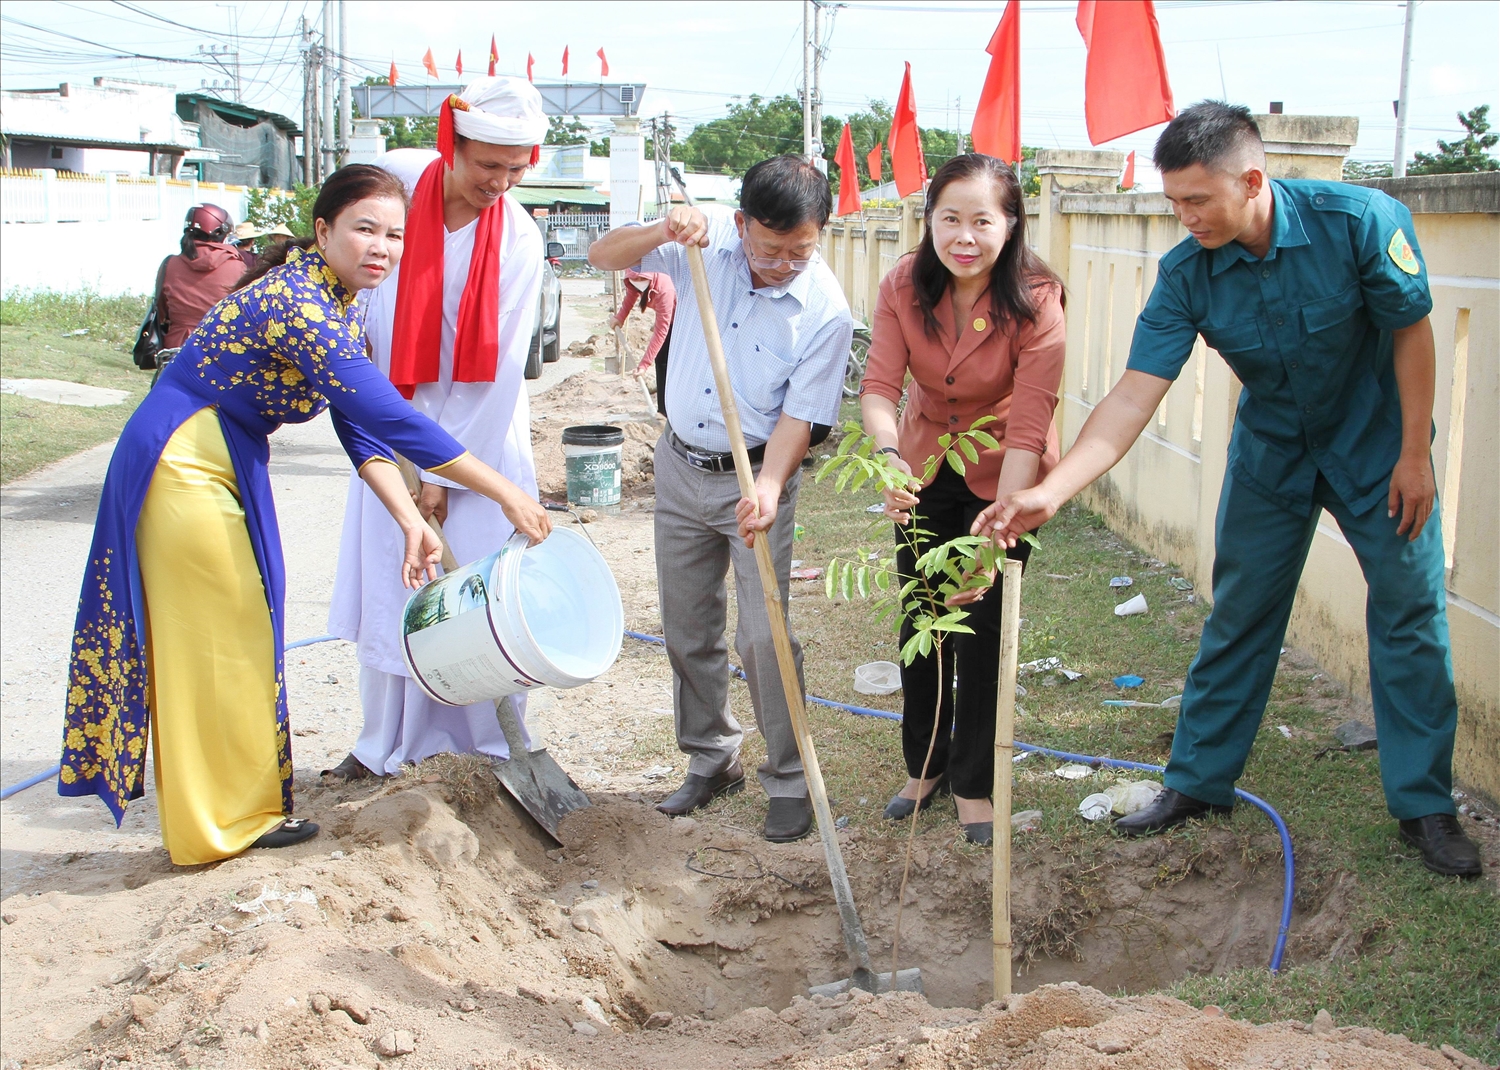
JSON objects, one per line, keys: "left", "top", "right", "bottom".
{"left": 684, "top": 244, "right": 875, "bottom": 981}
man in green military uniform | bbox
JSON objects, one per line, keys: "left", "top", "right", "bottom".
{"left": 979, "top": 101, "right": 1480, "bottom": 878}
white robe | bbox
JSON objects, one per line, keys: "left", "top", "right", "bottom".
{"left": 328, "top": 148, "right": 543, "bottom": 773}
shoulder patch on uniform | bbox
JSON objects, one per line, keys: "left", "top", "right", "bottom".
{"left": 1387, "top": 228, "right": 1421, "bottom": 275}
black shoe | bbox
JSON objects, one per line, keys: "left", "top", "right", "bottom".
{"left": 321, "top": 753, "right": 377, "bottom": 780}
{"left": 656, "top": 760, "right": 745, "bottom": 817}
{"left": 1398, "top": 813, "right": 1483, "bottom": 878}
{"left": 1112, "top": 787, "right": 1232, "bottom": 837}
{"left": 764, "top": 796, "right": 813, "bottom": 843}
{"left": 883, "top": 776, "right": 950, "bottom": 821}
{"left": 251, "top": 818, "right": 320, "bottom": 849}
{"left": 961, "top": 821, "right": 993, "bottom": 846}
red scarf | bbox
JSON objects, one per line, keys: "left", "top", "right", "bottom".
{"left": 388, "top": 96, "right": 541, "bottom": 398}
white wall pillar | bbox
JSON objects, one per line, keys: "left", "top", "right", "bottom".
{"left": 608, "top": 116, "right": 643, "bottom": 232}
{"left": 40, "top": 169, "right": 57, "bottom": 224}
{"left": 103, "top": 172, "right": 117, "bottom": 222}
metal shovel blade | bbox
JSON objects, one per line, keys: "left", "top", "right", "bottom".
{"left": 490, "top": 695, "right": 589, "bottom": 843}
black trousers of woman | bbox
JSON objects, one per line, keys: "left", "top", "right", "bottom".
{"left": 895, "top": 462, "right": 1033, "bottom": 799}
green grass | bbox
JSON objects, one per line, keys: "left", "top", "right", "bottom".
{"left": 629, "top": 405, "right": 1499, "bottom": 1061}
{"left": 0, "top": 291, "right": 152, "bottom": 483}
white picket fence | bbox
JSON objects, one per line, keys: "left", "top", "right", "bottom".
{"left": 1, "top": 170, "right": 256, "bottom": 295}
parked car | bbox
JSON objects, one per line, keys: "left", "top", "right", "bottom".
{"left": 525, "top": 241, "right": 565, "bottom": 380}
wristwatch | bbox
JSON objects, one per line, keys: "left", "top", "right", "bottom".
{"left": 877, "top": 446, "right": 901, "bottom": 459}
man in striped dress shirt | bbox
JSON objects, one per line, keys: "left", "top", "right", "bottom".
{"left": 590, "top": 156, "right": 854, "bottom": 842}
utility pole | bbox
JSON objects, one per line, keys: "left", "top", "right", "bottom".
{"left": 338, "top": 0, "right": 350, "bottom": 165}
{"left": 321, "top": 1, "right": 335, "bottom": 179}
{"left": 811, "top": 0, "right": 825, "bottom": 171}
{"left": 650, "top": 115, "right": 673, "bottom": 217}
{"left": 301, "top": 16, "right": 316, "bottom": 184}
{"left": 801, "top": 0, "right": 813, "bottom": 158}
{"left": 1392, "top": 0, "right": 1417, "bottom": 178}
{"left": 214, "top": 5, "right": 242, "bottom": 102}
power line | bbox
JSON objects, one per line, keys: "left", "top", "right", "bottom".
{"left": 108, "top": 0, "right": 303, "bottom": 40}
{"left": 0, "top": 13, "right": 204, "bottom": 65}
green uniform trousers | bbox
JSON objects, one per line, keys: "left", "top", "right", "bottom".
{"left": 1165, "top": 469, "right": 1457, "bottom": 820}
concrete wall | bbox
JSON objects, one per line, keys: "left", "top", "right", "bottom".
{"left": 1, "top": 171, "right": 252, "bottom": 296}
{"left": 823, "top": 164, "right": 1500, "bottom": 803}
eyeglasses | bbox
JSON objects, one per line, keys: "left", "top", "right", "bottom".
{"left": 746, "top": 253, "right": 818, "bottom": 273}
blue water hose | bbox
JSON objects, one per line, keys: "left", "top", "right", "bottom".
{"left": 0, "top": 632, "right": 346, "bottom": 803}
{"left": 6, "top": 628, "right": 1294, "bottom": 974}
{"left": 626, "top": 628, "right": 1294, "bottom": 974}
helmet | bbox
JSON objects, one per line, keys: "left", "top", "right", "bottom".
{"left": 184, "top": 204, "right": 232, "bottom": 242}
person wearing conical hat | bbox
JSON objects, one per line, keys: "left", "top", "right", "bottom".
{"left": 327, "top": 76, "right": 551, "bottom": 779}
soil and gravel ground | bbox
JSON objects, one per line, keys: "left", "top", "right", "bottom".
{"left": 2, "top": 277, "right": 1494, "bottom": 1069}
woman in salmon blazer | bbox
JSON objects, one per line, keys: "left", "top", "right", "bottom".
{"left": 859, "top": 153, "right": 1065, "bottom": 845}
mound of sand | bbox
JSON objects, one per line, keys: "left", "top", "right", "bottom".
{"left": 1, "top": 760, "right": 1479, "bottom": 1070}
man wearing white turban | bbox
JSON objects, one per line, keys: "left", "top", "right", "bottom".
{"left": 327, "top": 76, "right": 551, "bottom": 778}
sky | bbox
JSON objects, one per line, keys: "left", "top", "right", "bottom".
{"left": 3, "top": 0, "right": 1496, "bottom": 184}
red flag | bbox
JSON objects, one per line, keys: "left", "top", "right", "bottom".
{"left": 389, "top": 60, "right": 398, "bottom": 86}
{"left": 1121, "top": 150, "right": 1136, "bottom": 189}
{"left": 562, "top": 46, "right": 569, "bottom": 76}
{"left": 866, "top": 141, "right": 883, "bottom": 186}
{"left": 1076, "top": 0, "right": 1175, "bottom": 144}
{"left": 489, "top": 36, "right": 498, "bottom": 77}
{"left": 833, "top": 123, "right": 860, "bottom": 217}
{"left": 597, "top": 47, "right": 609, "bottom": 77}
{"left": 455, "top": 50, "right": 463, "bottom": 76}
{"left": 888, "top": 63, "right": 926, "bottom": 198}
{"left": 526, "top": 53, "right": 534, "bottom": 82}
{"left": 422, "top": 48, "right": 438, "bottom": 79}
{"left": 970, "top": 0, "right": 1021, "bottom": 163}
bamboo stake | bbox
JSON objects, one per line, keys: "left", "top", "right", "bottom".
{"left": 992, "top": 557, "right": 1024, "bottom": 1001}
{"left": 683, "top": 243, "right": 878, "bottom": 991}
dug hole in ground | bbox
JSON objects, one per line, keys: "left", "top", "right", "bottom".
{"left": 0, "top": 277, "right": 1487, "bottom": 1070}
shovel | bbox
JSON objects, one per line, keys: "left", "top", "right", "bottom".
{"left": 613, "top": 326, "right": 656, "bottom": 415}
{"left": 398, "top": 457, "right": 589, "bottom": 844}
{"left": 670, "top": 171, "right": 920, "bottom": 997}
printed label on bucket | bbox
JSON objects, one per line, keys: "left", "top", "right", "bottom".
{"left": 565, "top": 447, "right": 622, "bottom": 507}
{"left": 402, "top": 546, "right": 541, "bottom": 704}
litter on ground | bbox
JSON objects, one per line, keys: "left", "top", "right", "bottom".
{"left": 1078, "top": 793, "right": 1113, "bottom": 821}
{"left": 1054, "top": 762, "right": 1094, "bottom": 780}
{"left": 1114, "top": 593, "right": 1149, "bottom": 617}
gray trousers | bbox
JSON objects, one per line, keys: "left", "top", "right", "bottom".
{"left": 652, "top": 433, "right": 806, "bottom": 797}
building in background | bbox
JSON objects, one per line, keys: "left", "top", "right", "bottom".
{"left": 174, "top": 93, "right": 301, "bottom": 189}
{"left": 1, "top": 78, "right": 203, "bottom": 176}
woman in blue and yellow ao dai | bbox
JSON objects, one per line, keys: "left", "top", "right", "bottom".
{"left": 60, "top": 241, "right": 467, "bottom": 865}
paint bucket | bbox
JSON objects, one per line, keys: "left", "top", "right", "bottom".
{"left": 563, "top": 424, "right": 624, "bottom": 509}
{"left": 401, "top": 527, "right": 623, "bottom": 706}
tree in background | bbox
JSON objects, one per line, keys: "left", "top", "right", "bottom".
{"left": 1408, "top": 105, "right": 1498, "bottom": 175}
{"left": 545, "top": 115, "right": 591, "bottom": 145}
{"left": 676, "top": 94, "right": 1042, "bottom": 203}
{"left": 675, "top": 94, "right": 806, "bottom": 174}
{"left": 1342, "top": 159, "right": 1395, "bottom": 181}
{"left": 380, "top": 116, "right": 438, "bottom": 150}
{"left": 245, "top": 185, "right": 318, "bottom": 237}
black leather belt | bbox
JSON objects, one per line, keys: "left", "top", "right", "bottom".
{"left": 668, "top": 429, "right": 765, "bottom": 472}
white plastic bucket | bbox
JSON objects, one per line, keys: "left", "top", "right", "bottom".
{"left": 401, "top": 527, "right": 623, "bottom": 706}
